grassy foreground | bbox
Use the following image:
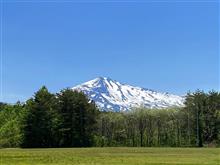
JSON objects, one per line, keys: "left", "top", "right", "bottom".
{"left": 0, "top": 147, "right": 219, "bottom": 165}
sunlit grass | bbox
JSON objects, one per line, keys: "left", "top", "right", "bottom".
{"left": 0, "top": 147, "right": 219, "bottom": 165}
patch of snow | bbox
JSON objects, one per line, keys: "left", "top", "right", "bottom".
{"left": 72, "top": 77, "right": 185, "bottom": 111}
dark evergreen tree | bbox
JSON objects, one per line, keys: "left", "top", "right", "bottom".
{"left": 57, "top": 89, "right": 99, "bottom": 147}
{"left": 22, "top": 86, "right": 58, "bottom": 148}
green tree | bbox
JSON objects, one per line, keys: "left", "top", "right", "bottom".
{"left": 0, "top": 102, "right": 25, "bottom": 147}
{"left": 204, "top": 91, "right": 220, "bottom": 145}
{"left": 185, "top": 90, "right": 206, "bottom": 147}
{"left": 22, "top": 86, "right": 58, "bottom": 148}
{"left": 57, "top": 89, "right": 99, "bottom": 147}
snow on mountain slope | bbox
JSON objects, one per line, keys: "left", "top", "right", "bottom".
{"left": 72, "top": 77, "right": 185, "bottom": 111}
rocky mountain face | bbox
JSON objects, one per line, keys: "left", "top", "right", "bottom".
{"left": 72, "top": 77, "right": 185, "bottom": 111}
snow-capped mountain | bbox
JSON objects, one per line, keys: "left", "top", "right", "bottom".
{"left": 72, "top": 77, "right": 185, "bottom": 111}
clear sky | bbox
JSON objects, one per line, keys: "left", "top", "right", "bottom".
{"left": 1, "top": 1, "right": 219, "bottom": 103}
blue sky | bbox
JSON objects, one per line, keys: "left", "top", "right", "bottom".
{"left": 1, "top": 1, "right": 219, "bottom": 103}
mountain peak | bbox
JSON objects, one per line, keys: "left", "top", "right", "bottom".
{"left": 72, "top": 77, "right": 184, "bottom": 111}
{"left": 96, "top": 76, "right": 117, "bottom": 83}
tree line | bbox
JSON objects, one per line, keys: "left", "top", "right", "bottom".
{"left": 0, "top": 87, "right": 219, "bottom": 148}
{"left": 0, "top": 87, "right": 99, "bottom": 148}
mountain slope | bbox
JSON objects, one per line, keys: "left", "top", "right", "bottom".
{"left": 72, "top": 77, "right": 185, "bottom": 111}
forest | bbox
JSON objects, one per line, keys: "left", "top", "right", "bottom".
{"left": 0, "top": 87, "right": 219, "bottom": 148}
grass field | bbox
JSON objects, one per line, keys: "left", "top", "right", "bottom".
{"left": 0, "top": 147, "right": 219, "bottom": 165}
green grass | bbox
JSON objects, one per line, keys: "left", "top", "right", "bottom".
{"left": 0, "top": 147, "right": 219, "bottom": 165}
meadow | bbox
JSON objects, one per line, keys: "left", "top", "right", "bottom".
{"left": 0, "top": 147, "right": 219, "bottom": 165}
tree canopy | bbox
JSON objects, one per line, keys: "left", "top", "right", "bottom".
{"left": 0, "top": 88, "right": 219, "bottom": 148}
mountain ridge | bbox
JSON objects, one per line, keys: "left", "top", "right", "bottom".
{"left": 72, "top": 77, "right": 185, "bottom": 111}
